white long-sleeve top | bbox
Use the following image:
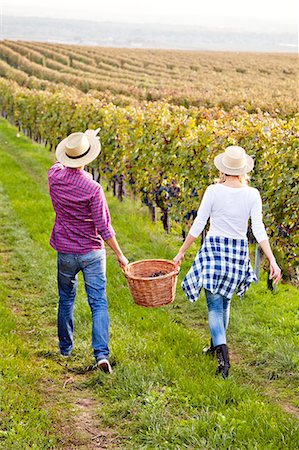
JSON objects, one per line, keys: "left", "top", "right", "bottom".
{"left": 189, "top": 184, "right": 268, "bottom": 243}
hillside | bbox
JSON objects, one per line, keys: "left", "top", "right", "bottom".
{"left": 0, "top": 39, "right": 298, "bottom": 113}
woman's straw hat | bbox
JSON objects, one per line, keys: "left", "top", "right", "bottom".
{"left": 214, "top": 146, "right": 254, "bottom": 175}
{"left": 56, "top": 128, "right": 101, "bottom": 168}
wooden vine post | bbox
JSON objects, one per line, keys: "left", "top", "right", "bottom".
{"left": 254, "top": 244, "right": 262, "bottom": 283}
{"left": 161, "top": 209, "right": 171, "bottom": 234}
{"left": 149, "top": 205, "right": 157, "bottom": 222}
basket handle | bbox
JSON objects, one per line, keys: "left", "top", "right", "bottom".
{"left": 172, "top": 268, "right": 180, "bottom": 276}
{"left": 173, "top": 263, "right": 180, "bottom": 275}
{"left": 120, "top": 264, "right": 129, "bottom": 276}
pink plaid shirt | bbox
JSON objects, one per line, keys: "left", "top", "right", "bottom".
{"left": 48, "top": 162, "right": 115, "bottom": 254}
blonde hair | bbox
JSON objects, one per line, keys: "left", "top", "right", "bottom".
{"left": 216, "top": 172, "right": 250, "bottom": 185}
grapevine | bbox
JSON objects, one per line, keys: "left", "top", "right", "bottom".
{"left": 0, "top": 40, "right": 298, "bottom": 278}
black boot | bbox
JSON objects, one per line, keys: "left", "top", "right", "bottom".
{"left": 215, "top": 344, "right": 230, "bottom": 379}
{"left": 202, "top": 338, "right": 216, "bottom": 357}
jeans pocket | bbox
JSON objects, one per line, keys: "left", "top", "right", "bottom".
{"left": 81, "top": 251, "right": 106, "bottom": 276}
{"left": 58, "top": 253, "right": 74, "bottom": 264}
{"left": 82, "top": 249, "right": 105, "bottom": 264}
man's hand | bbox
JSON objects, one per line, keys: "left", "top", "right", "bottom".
{"left": 105, "top": 236, "right": 128, "bottom": 269}
{"left": 117, "top": 254, "right": 129, "bottom": 268}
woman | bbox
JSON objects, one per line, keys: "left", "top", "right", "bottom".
{"left": 173, "top": 145, "right": 281, "bottom": 379}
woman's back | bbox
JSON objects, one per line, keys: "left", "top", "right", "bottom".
{"left": 190, "top": 183, "right": 268, "bottom": 243}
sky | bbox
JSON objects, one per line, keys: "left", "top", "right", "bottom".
{"left": 1, "top": 0, "right": 298, "bottom": 29}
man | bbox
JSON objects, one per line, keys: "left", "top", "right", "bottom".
{"left": 48, "top": 129, "right": 128, "bottom": 373}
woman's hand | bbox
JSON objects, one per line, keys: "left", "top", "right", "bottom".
{"left": 269, "top": 259, "right": 282, "bottom": 284}
{"left": 259, "top": 240, "right": 282, "bottom": 284}
{"left": 173, "top": 233, "right": 196, "bottom": 268}
{"left": 173, "top": 250, "right": 184, "bottom": 267}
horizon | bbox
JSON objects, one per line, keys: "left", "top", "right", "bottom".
{"left": 1, "top": 14, "right": 297, "bottom": 54}
{"left": 1, "top": 0, "right": 297, "bottom": 30}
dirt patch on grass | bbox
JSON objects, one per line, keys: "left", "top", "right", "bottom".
{"left": 1, "top": 271, "right": 12, "bottom": 277}
{"left": 45, "top": 382, "right": 122, "bottom": 449}
{"left": 39, "top": 368, "right": 123, "bottom": 449}
{"left": 231, "top": 351, "right": 299, "bottom": 421}
{"left": 0, "top": 249, "right": 13, "bottom": 254}
{"left": 280, "top": 403, "right": 299, "bottom": 419}
{"left": 265, "top": 386, "right": 299, "bottom": 420}
{"left": 229, "top": 348, "right": 241, "bottom": 364}
{"left": 73, "top": 398, "right": 120, "bottom": 449}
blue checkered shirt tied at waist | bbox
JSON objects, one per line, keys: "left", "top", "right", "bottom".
{"left": 182, "top": 236, "right": 257, "bottom": 302}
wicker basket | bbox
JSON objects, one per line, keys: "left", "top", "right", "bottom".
{"left": 122, "top": 259, "right": 179, "bottom": 307}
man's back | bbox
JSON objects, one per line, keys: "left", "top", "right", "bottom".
{"left": 48, "top": 162, "right": 114, "bottom": 254}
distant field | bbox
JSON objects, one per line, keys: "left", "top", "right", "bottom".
{"left": 0, "top": 39, "right": 298, "bottom": 113}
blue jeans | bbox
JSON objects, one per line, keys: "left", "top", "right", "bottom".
{"left": 204, "top": 289, "right": 231, "bottom": 347}
{"left": 57, "top": 249, "right": 109, "bottom": 361}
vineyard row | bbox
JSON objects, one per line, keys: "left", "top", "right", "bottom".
{"left": 0, "top": 78, "right": 298, "bottom": 273}
{"left": 0, "top": 40, "right": 298, "bottom": 114}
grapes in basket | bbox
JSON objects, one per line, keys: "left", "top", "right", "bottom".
{"left": 150, "top": 271, "right": 167, "bottom": 278}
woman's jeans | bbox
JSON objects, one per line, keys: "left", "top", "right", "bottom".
{"left": 204, "top": 289, "right": 231, "bottom": 347}
{"left": 57, "top": 249, "right": 109, "bottom": 361}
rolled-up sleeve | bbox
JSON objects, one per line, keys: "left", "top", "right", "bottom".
{"left": 48, "top": 161, "right": 64, "bottom": 180}
{"left": 251, "top": 189, "right": 268, "bottom": 243}
{"left": 189, "top": 186, "right": 213, "bottom": 238}
{"left": 90, "top": 186, "right": 115, "bottom": 240}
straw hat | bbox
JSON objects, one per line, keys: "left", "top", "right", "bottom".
{"left": 214, "top": 146, "right": 254, "bottom": 175}
{"left": 56, "top": 128, "right": 101, "bottom": 168}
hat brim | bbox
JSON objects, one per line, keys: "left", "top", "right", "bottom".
{"left": 56, "top": 130, "right": 101, "bottom": 168}
{"left": 214, "top": 153, "right": 254, "bottom": 175}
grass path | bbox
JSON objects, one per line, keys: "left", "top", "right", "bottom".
{"left": 0, "top": 118, "right": 298, "bottom": 449}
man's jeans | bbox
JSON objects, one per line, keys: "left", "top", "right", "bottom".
{"left": 204, "top": 289, "right": 231, "bottom": 347}
{"left": 57, "top": 249, "right": 109, "bottom": 361}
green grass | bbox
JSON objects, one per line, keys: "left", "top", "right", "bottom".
{"left": 0, "top": 118, "right": 298, "bottom": 449}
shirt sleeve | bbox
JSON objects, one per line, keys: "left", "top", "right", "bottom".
{"left": 250, "top": 189, "right": 268, "bottom": 243}
{"left": 189, "top": 186, "right": 213, "bottom": 238}
{"left": 48, "top": 161, "right": 64, "bottom": 178}
{"left": 90, "top": 186, "right": 115, "bottom": 241}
